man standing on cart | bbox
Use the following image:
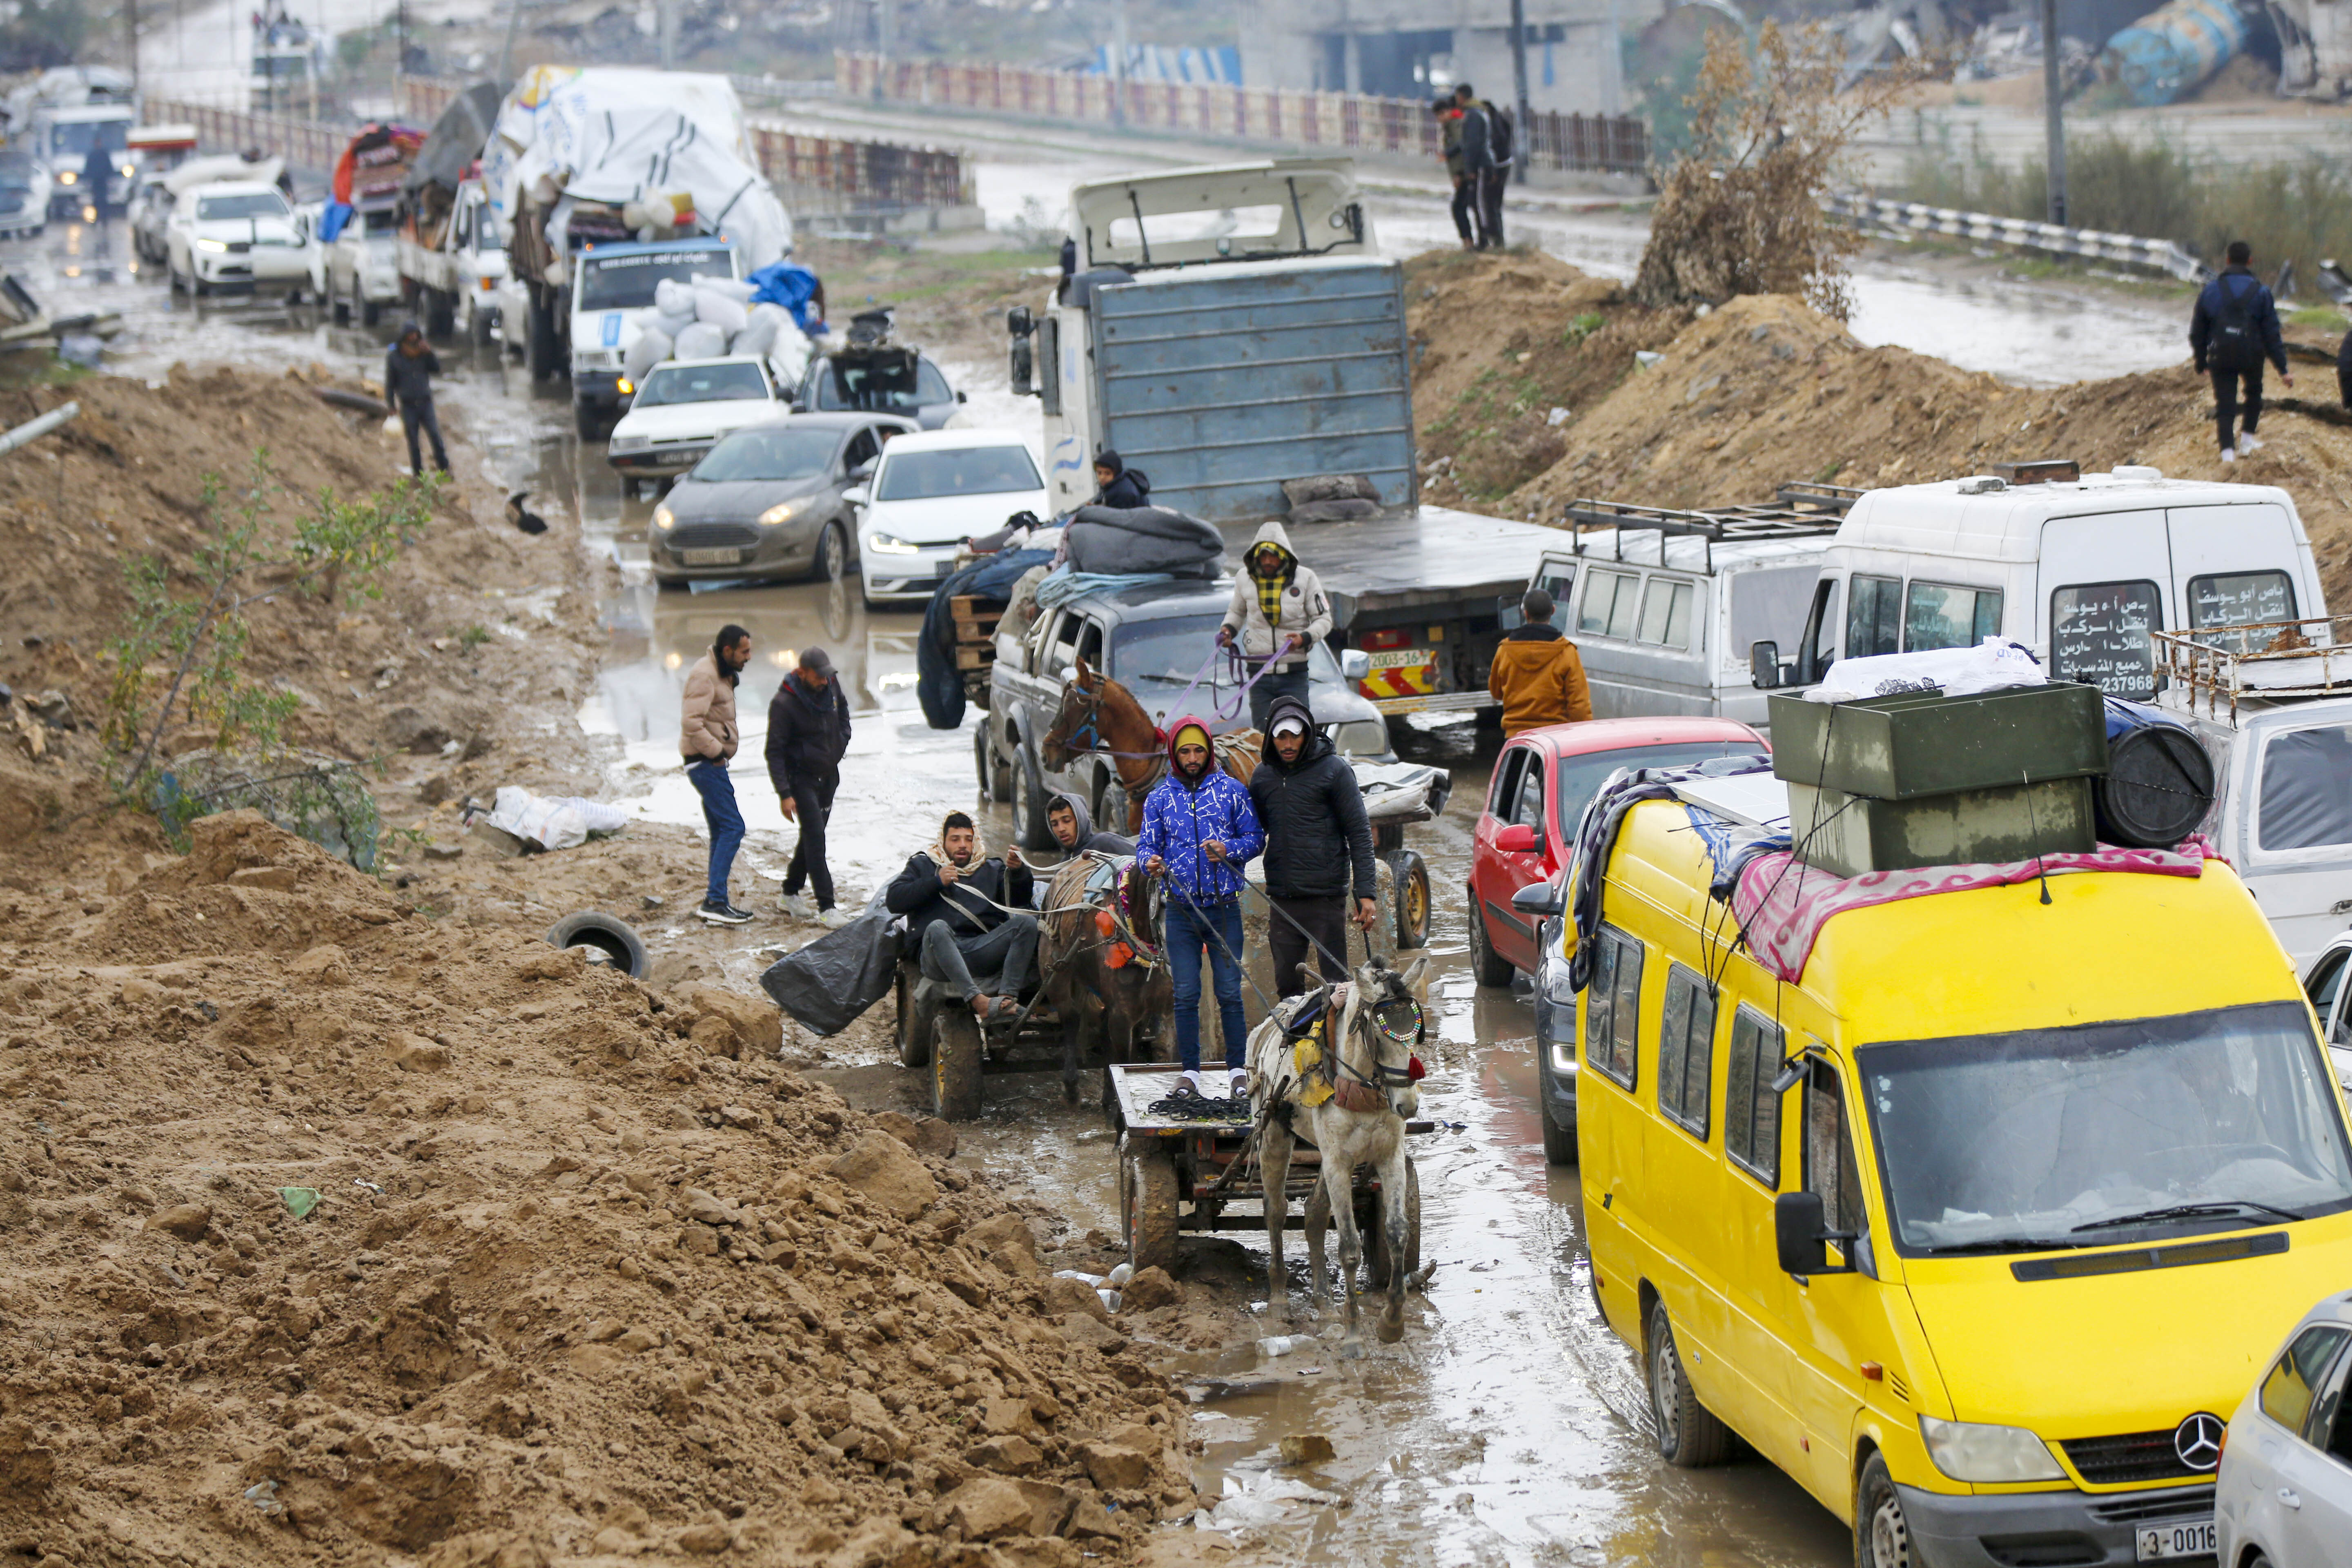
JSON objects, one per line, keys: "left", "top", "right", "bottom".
{"left": 1138, "top": 717, "right": 1265, "bottom": 1102}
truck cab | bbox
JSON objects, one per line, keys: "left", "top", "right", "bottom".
{"left": 397, "top": 177, "right": 507, "bottom": 345}
{"left": 566, "top": 239, "right": 740, "bottom": 441}
{"left": 35, "top": 103, "right": 134, "bottom": 217}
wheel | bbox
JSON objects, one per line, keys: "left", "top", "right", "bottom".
{"left": 931, "top": 1007, "right": 984, "bottom": 1120}
{"left": 526, "top": 292, "right": 559, "bottom": 383}
{"left": 1119, "top": 1137, "right": 1178, "bottom": 1273}
{"left": 166, "top": 259, "right": 182, "bottom": 294}
{"left": 1392, "top": 850, "right": 1430, "bottom": 950}
{"left": 574, "top": 400, "right": 605, "bottom": 441}
{"left": 330, "top": 276, "right": 350, "bottom": 325}
{"left": 1467, "top": 884, "right": 1513, "bottom": 987}
{"left": 989, "top": 726, "right": 1015, "bottom": 802}
{"left": 424, "top": 285, "right": 454, "bottom": 338}
{"left": 973, "top": 725, "right": 996, "bottom": 802}
{"left": 1097, "top": 779, "right": 1130, "bottom": 839}
{"left": 361, "top": 293, "right": 382, "bottom": 328}
{"left": 1854, "top": 1453, "right": 1913, "bottom": 1568}
{"left": 1009, "top": 741, "right": 1054, "bottom": 850}
{"left": 809, "top": 521, "right": 847, "bottom": 585}
{"left": 468, "top": 296, "right": 494, "bottom": 347}
{"left": 544, "top": 910, "right": 649, "bottom": 979}
{"left": 1368, "top": 1158, "right": 1421, "bottom": 1289}
{"left": 894, "top": 964, "right": 937, "bottom": 1069}
{"left": 1540, "top": 1084, "right": 1577, "bottom": 1165}
{"left": 1647, "top": 1301, "right": 1733, "bottom": 1467}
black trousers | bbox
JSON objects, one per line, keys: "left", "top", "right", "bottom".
{"left": 1477, "top": 167, "right": 1507, "bottom": 249}
{"left": 1270, "top": 893, "right": 1352, "bottom": 999}
{"left": 782, "top": 769, "right": 838, "bottom": 909}
{"left": 2212, "top": 364, "right": 2264, "bottom": 452}
{"left": 1450, "top": 174, "right": 1478, "bottom": 244}
{"left": 401, "top": 401, "right": 450, "bottom": 475}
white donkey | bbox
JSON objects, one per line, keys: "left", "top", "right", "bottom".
{"left": 1247, "top": 953, "right": 1428, "bottom": 1357}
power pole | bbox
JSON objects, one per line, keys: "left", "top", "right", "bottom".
{"left": 2040, "top": 0, "right": 2067, "bottom": 225}
{"left": 1506, "top": 0, "right": 1531, "bottom": 185}
{"left": 499, "top": 0, "right": 526, "bottom": 81}
{"left": 659, "top": 0, "right": 676, "bottom": 68}
{"left": 126, "top": 0, "right": 139, "bottom": 98}
{"left": 1109, "top": 0, "right": 1129, "bottom": 128}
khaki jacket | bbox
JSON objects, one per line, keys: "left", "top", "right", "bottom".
{"left": 1488, "top": 626, "right": 1593, "bottom": 736}
{"left": 679, "top": 651, "right": 741, "bottom": 762}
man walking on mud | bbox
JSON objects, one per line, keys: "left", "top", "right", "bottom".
{"left": 1138, "top": 718, "right": 1265, "bottom": 1101}
{"left": 766, "top": 645, "right": 853, "bottom": 929}
{"left": 1249, "top": 693, "right": 1377, "bottom": 998}
{"left": 2191, "top": 240, "right": 2291, "bottom": 464}
{"left": 681, "top": 624, "right": 754, "bottom": 925}
{"left": 384, "top": 322, "right": 451, "bottom": 477}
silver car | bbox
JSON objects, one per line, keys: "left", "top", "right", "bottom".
{"left": 648, "top": 412, "right": 913, "bottom": 589}
{"left": 2217, "top": 1292, "right": 2352, "bottom": 1567}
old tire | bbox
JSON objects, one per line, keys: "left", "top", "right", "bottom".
{"left": 1367, "top": 1157, "right": 1422, "bottom": 1289}
{"left": 1009, "top": 741, "right": 1054, "bottom": 851}
{"left": 545, "top": 910, "right": 649, "bottom": 979}
{"left": 1467, "top": 886, "right": 1513, "bottom": 987}
{"left": 932, "top": 1007, "right": 984, "bottom": 1120}
{"left": 1120, "top": 1138, "right": 1178, "bottom": 1273}
{"left": 1647, "top": 1301, "right": 1733, "bottom": 1468}
{"left": 1855, "top": 1453, "right": 1913, "bottom": 1568}
{"left": 895, "top": 964, "right": 937, "bottom": 1069}
{"left": 1392, "top": 850, "right": 1430, "bottom": 950}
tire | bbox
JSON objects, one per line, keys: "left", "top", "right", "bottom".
{"left": 361, "top": 293, "right": 382, "bottom": 328}
{"left": 330, "top": 278, "right": 350, "bottom": 325}
{"left": 468, "top": 297, "right": 494, "bottom": 347}
{"left": 1540, "top": 1089, "right": 1577, "bottom": 1165}
{"left": 544, "top": 910, "right": 650, "bottom": 980}
{"left": 527, "top": 292, "right": 559, "bottom": 383}
{"left": 424, "top": 285, "right": 454, "bottom": 339}
{"left": 989, "top": 726, "right": 1015, "bottom": 802}
{"left": 1368, "top": 1157, "right": 1421, "bottom": 1289}
{"left": 1647, "top": 1301, "right": 1734, "bottom": 1468}
{"left": 1854, "top": 1453, "right": 1914, "bottom": 1568}
{"left": 1467, "top": 885, "right": 1514, "bottom": 987}
{"left": 932, "top": 1006, "right": 984, "bottom": 1120}
{"left": 809, "top": 521, "right": 847, "bottom": 585}
{"left": 574, "top": 400, "right": 604, "bottom": 441}
{"left": 1393, "top": 850, "right": 1430, "bottom": 950}
{"left": 1009, "top": 740, "right": 1054, "bottom": 851}
{"left": 895, "top": 964, "right": 937, "bottom": 1069}
{"left": 973, "top": 725, "right": 996, "bottom": 802}
{"left": 1120, "top": 1138, "right": 1178, "bottom": 1273}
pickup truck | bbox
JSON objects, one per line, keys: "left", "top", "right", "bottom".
{"left": 998, "top": 158, "right": 1561, "bottom": 745}
{"left": 327, "top": 202, "right": 401, "bottom": 328}
{"left": 396, "top": 176, "right": 506, "bottom": 345}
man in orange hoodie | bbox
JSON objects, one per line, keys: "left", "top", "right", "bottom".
{"left": 1487, "top": 588, "right": 1592, "bottom": 736}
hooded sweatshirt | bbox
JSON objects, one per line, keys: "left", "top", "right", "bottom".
{"left": 1220, "top": 521, "right": 1331, "bottom": 673}
{"left": 1134, "top": 716, "right": 1264, "bottom": 906}
{"left": 383, "top": 330, "right": 442, "bottom": 414}
{"left": 1487, "top": 620, "right": 1593, "bottom": 736}
{"left": 1247, "top": 693, "right": 1375, "bottom": 902}
{"left": 1092, "top": 449, "right": 1150, "bottom": 510}
{"left": 1047, "top": 789, "right": 1134, "bottom": 858}
{"left": 885, "top": 813, "right": 1032, "bottom": 944}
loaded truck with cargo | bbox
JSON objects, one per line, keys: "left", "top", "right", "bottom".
{"left": 396, "top": 83, "right": 508, "bottom": 344}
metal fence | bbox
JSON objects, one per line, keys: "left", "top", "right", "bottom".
{"left": 1823, "top": 192, "right": 2209, "bottom": 282}
{"left": 834, "top": 53, "right": 1650, "bottom": 175}
{"left": 143, "top": 98, "right": 349, "bottom": 174}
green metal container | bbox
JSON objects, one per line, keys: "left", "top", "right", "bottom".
{"left": 1787, "top": 778, "right": 2097, "bottom": 878}
{"left": 1767, "top": 684, "right": 2108, "bottom": 801}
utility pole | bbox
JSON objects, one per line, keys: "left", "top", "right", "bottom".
{"left": 1506, "top": 0, "right": 1531, "bottom": 185}
{"left": 1109, "top": 0, "right": 1129, "bottom": 129}
{"left": 126, "top": 0, "right": 138, "bottom": 98}
{"left": 498, "top": 0, "right": 526, "bottom": 81}
{"left": 659, "top": 0, "right": 676, "bottom": 68}
{"left": 2040, "top": 0, "right": 2067, "bottom": 225}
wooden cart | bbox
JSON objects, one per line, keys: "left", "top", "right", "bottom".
{"left": 1102, "top": 1061, "right": 1426, "bottom": 1278}
{"left": 891, "top": 954, "right": 1089, "bottom": 1122}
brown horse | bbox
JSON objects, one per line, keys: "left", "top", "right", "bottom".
{"left": 1041, "top": 657, "right": 1261, "bottom": 835}
{"left": 1037, "top": 854, "right": 1169, "bottom": 1101}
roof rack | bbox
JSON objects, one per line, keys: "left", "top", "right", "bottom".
{"left": 2154, "top": 615, "right": 2352, "bottom": 719}
{"left": 1561, "top": 481, "right": 1861, "bottom": 573}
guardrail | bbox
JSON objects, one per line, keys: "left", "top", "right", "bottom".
{"left": 834, "top": 52, "right": 1649, "bottom": 175}
{"left": 1823, "top": 192, "right": 2211, "bottom": 282}
{"left": 143, "top": 98, "right": 350, "bottom": 174}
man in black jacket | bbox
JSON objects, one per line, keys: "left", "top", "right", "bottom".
{"left": 2189, "top": 239, "right": 2292, "bottom": 463}
{"left": 887, "top": 811, "right": 1037, "bottom": 1020}
{"left": 1247, "top": 693, "right": 1377, "bottom": 996}
{"left": 766, "top": 646, "right": 853, "bottom": 928}
{"left": 384, "top": 323, "right": 450, "bottom": 477}
{"left": 1453, "top": 83, "right": 1506, "bottom": 250}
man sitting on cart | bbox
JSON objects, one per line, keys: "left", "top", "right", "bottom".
{"left": 1138, "top": 717, "right": 1266, "bottom": 1102}
{"left": 1047, "top": 788, "right": 1133, "bottom": 859}
{"left": 886, "top": 812, "right": 1035, "bottom": 1022}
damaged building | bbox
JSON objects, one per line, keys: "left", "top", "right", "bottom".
{"left": 1239, "top": 0, "right": 1669, "bottom": 115}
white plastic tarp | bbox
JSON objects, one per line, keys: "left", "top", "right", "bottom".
{"left": 165, "top": 155, "right": 284, "bottom": 196}
{"left": 484, "top": 786, "right": 630, "bottom": 853}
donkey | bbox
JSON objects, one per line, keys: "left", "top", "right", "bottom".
{"left": 1037, "top": 855, "right": 1170, "bottom": 1102}
{"left": 1042, "top": 657, "right": 1260, "bottom": 835}
{"left": 1247, "top": 953, "right": 1429, "bottom": 1357}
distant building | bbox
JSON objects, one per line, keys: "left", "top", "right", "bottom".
{"left": 1242, "top": 0, "right": 1666, "bottom": 114}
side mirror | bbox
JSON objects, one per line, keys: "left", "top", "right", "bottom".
{"left": 1750, "top": 639, "right": 1788, "bottom": 690}
{"left": 1009, "top": 337, "right": 1034, "bottom": 398}
{"left": 841, "top": 486, "right": 869, "bottom": 507}
{"left": 1497, "top": 593, "right": 1524, "bottom": 631}
{"left": 1511, "top": 880, "right": 1563, "bottom": 917}
{"left": 1495, "top": 823, "right": 1538, "bottom": 855}
{"left": 1340, "top": 648, "right": 1370, "bottom": 682}
{"left": 956, "top": 390, "right": 967, "bottom": 403}
{"left": 1774, "top": 1191, "right": 1855, "bottom": 1278}
{"left": 1006, "top": 305, "right": 1033, "bottom": 337}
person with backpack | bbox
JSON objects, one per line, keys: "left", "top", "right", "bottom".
{"left": 1454, "top": 83, "right": 1512, "bottom": 249}
{"left": 1434, "top": 96, "right": 1476, "bottom": 250}
{"left": 2190, "top": 239, "right": 2292, "bottom": 464}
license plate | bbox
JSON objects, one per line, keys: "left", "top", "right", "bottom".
{"left": 680, "top": 548, "right": 742, "bottom": 566}
{"left": 2135, "top": 1519, "right": 2216, "bottom": 1561}
{"left": 1366, "top": 648, "right": 1431, "bottom": 668}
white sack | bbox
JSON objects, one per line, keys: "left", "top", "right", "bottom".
{"left": 699, "top": 276, "right": 755, "bottom": 303}
{"left": 1808, "top": 638, "right": 2047, "bottom": 703}
{"left": 623, "top": 327, "right": 672, "bottom": 381}
{"left": 671, "top": 321, "right": 728, "bottom": 360}
{"left": 693, "top": 285, "right": 749, "bottom": 335}
{"left": 653, "top": 308, "right": 696, "bottom": 341}
{"left": 731, "top": 310, "right": 780, "bottom": 359}
{"left": 653, "top": 276, "right": 695, "bottom": 317}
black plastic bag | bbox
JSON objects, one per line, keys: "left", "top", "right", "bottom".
{"left": 760, "top": 900, "right": 901, "bottom": 1036}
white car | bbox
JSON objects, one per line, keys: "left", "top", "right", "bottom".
{"left": 606, "top": 356, "right": 791, "bottom": 498}
{"left": 2301, "top": 932, "right": 2352, "bottom": 1092}
{"left": 2217, "top": 1292, "right": 2352, "bottom": 1568}
{"left": 326, "top": 204, "right": 401, "bottom": 327}
{"left": 0, "top": 151, "right": 51, "bottom": 236}
{"left": 165, "top": 181, "right": 314, "bottom": 298}
{"left": 848, "top": 428, "right": 1049, "bottom": 606}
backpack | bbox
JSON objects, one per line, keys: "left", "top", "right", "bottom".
{"left": 1484, "top": 102, "right": 1515, "bottom": 165}
{"left": 2209, "top": 274, "right": 2263, "bottom": 373}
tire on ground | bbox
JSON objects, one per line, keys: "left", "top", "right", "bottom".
{"left": 895, "top": 963, "right": 938, "bottom": 1069}
{"left": 1392, "top": 849, "right": 1430, "bottom": 949}
{"left": 543, "top": 910, "right": 650, "bottom": 979}
{"left": 1121, "top": 1137, "right": 1178, "bottom": 1273}
{"left": 1854, "top": 1452, "right": 1914, "bottom": 1568}
{"left": 1466, "top": 882, "right": 1513, "bottom": 987}
{"left": 1646, "top": 1301, "right": 1734, "bottom": 1467}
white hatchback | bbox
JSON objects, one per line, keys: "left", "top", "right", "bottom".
{"left": 606, "top": 356, "right": 790, "bottom": 498}
{"left": 848, "top": 429, "right": 1049, "bottom": 606}
{"left": 2217, "top": 1292, "right": 2352, "bottom": 1568}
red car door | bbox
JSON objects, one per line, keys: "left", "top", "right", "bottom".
{"left": 1489, "top": 748, "right": 1555, "bottom": 971}
{"left": 1473, "top": 744, "right": 1530, "bottom": 967}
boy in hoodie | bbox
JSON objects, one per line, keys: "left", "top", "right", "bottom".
{"left": 384, "top": 323, "right": 450, "bottom": 477}
{"left": 1137, "top": 718, "right": 1266, "bottom": 1099}
{"left": 887, "top": 812, "right": 1035, "bottom": 1021}
{"left": 1092, "top": 450, "right": 1149, "bottom": 509}
{"left": 1248, "top": 694, "right": 1377, "bottom": 996}
{"left": 1218, "top": 523, "right": 1333, "bottom": 733}
{"left": 1488, "top": 588, "right": 1592, "bottom": 735}
{"left": 1045, "top": 789, "right": 1134, "bottom": 860}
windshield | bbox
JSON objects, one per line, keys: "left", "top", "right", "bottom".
{"left": 813, "top": 354, "right": 955, "bottom": 413}
{"left": 198, "top": 192, "right": 290, "bottom": 221}
{"left": 51, "top": 120, "right": 129, "bottom": 157}
{"left": 1862, "top": 1002, "right": 2352, "bottom": 1254}
{"left": 692, "top": 425, "right": 840, "bottom": 483}
{"left": 634, "top": 362, "right": 769, "bottom": 408}
{"left": 1112, "top": 615, "right": 1342, "bottom": 686}
{"left": 875, "top": 445, "right": 1042, "bottom": 502}
{"left": 1558, "top": 742, "right": 1766, "bottom": 833}
{"left": 580, "top": 251, "right": 735, "bottom": 312}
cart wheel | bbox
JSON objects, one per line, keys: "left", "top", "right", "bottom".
{"left": 1393, "top": 851, "right": 1430, "bottom": 950}
{"left": 932, "top": 1006, "right": 985, "bottom": 1121}
{"left": 1366, "top": 1158, "right": 1422, "bottom": 1290}
{"left": 895, "top": 965, "right": 936, "bottom": 1069}
{"left": 1120, "top": 1137, "right": 1179, "bottom": 1274}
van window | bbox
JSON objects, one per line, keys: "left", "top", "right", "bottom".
{"left": 1583, "top": 927, "right": 1644, "bottom": 1090}
{"left": 1636, "top": 578, "right": 1696, "bottom": 650}
{"left": 1848, "top": 575, "right": 1900, "bottom": 658}
{"left": 1903, "top": 582, "right": 2003, "bottom": 652}
{"left": 1657, "top": 967, "right": 1715, "bottom": 1137}
{"left": 1042, "top": 612, "right": 1080, "bottom": 675}
{"left": 2257, "top": 726, "right": 2352, "bottom": 852}
{"left": 2190, "top": 570, "right": 2296, "bottom": 636}
{"left": 1725, "top": 1007, "right": 1784, "bottom": 1187}
{"left": 1805, "top": 1058, "right": 1867, "bottom": 1242}
{"left": 1729, "top": 567, "right": 1822, "bottom": 666}
{"left": 2049, "top": 580, "right": 2162, "bottom": 699}
{"left": 1579, "top": 570, "right": 1642, "bottom": 641}
{"left": 2260, "top": 1325, "right": 2348, "bottom": 1434}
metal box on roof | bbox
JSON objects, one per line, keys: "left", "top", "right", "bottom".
{"left": 1788, "top": 778, "right": 2097, "bottom": 878}
{"left": 1767, "top": 684, "right": 2108, "bottom": 801}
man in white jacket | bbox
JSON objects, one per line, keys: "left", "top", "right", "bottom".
{"left": 1218, "top": 521, "right": 1334, "bottom": 733}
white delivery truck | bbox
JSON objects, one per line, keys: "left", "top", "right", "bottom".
{"left": 397, "top": 176, "right": 506, "bottom": 344}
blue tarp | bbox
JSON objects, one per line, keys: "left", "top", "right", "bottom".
{"left": 317, "top": 200, "right": 352, "bottom": 244}
{"left": 918, "top": 548, "right": 1055, "bottom": 730}
{"left": 747, "top": 261, "right": 825, "bottom": 334}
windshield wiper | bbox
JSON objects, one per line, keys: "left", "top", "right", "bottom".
{"left": 2071, "top": 1199, "right": 2304, "bottom": 1234}
{"left": 1919, "top": 1237, "right": 2084, "bottom": 1255}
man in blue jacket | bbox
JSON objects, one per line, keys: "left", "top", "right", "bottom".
{"left": 1137, "top": 717, "right": 1265, "bottom": 1100}
{"left": 2190, "top": 240, "right": 2292, "bottom": 464}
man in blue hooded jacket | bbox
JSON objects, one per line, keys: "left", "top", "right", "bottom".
{"left": 1136, "top": 716, "right": 1265, "bottom": 1099}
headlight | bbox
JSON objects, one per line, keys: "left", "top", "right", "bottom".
{"left": 1918, "top": 1416, "right": 2065, "bottom": 1483}
{"left": 867, "top": 532, "right": 919, "bottom": 555}
{"left": 1334, "top": 718, "right": 1388, "bottom": 756}
{"left": 609, "top": 434, "right": 648, "bottom": 453}
{"left": 196, "top": 237, "right": 227, "bottom": 253}
{"left": 1538, "top": 960, "right": 1580, "bottom": 1069}
{"left": 653, "top": 505, "right": 676, "bottom": 530}
{"left": 56, "top": 170, "right": 74, "bottom": 185}
{"left": 616, "top": 378, "right": 634, "bottom": 396}
{"left": 757, "top": 499, "right": 804, "bottom": 527}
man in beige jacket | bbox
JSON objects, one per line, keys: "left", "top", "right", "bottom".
{"left": 681, "top": 624, "right": 755, "bottom": 924}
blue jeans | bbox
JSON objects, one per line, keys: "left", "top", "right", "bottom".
{"left": 686, "top": 758, "right": 742, "bottom": 905}
{"left": 1248, "top": 663, "right": 1312, "bottom": 733}
{"left": 1167, "top": 898, "right": 1248, "bottom": 1074}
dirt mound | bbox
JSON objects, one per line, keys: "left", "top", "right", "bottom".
{"left": 0, "top": 813, "right": 1194, "bottom": 1567}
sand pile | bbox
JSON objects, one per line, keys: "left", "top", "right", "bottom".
{"left": 0, "top": 809, "right": 1196, "bottom": 1568}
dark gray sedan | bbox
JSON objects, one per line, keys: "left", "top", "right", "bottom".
{"left": 649, "top": 412, "right": 916, "bottom": 588}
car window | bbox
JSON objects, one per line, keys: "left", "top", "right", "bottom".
{"left": 2189, "top": 570, "right": 2296, "bottom": 640}
{"left": 1555, "top": 741, "right": 1765, "bottom": 837}
{"left": 363, "top": 206, "right": 397, "bottom": 234}
{"left": 2257, "top": 725, "right": 2352, "bottom": 852}
{"left": 2261, "top": 1325, "right": 2350, "bottom": 1436}
{"left": 2307, "top": 1332, "right": 2352, "bottom": 1457}
{"left": 2049, "top": 580, "right": 2163, "bottom": 700}
{"left": 1637, "top": 577, "right": 1697, "bottom": 650}
{"left": 1512, "top": 758, "right": 1546, "bottom": 833}
{"left": 579, "top": 251, "right": 734, "bottom": 312}
{"left": 841, "top": 428, "right": 879, "bottom": 473}
{"left": 1725, "top": 1006, "right": 1783, "bottom": 1187}
{"left": 1043, "top": 612, "right": 1080, "bottom": 675}
{"left": 633, "top": 362, "right": 769, "bottom": 408}
{"left": 1583, "top": 926, "right": 1643, "bottom": 1091}
{"left": 1805, "top": 1056, "right": 1867, "bottom": 1245}
{"left": 1578, "top": 569, "right": 1641, "bottom": 641}
{"left": 690, "top": 425, "right": 839, "bottom": 484}
{"left": 915, "top": 358, "right": 954, "bottom": 404}
{"left": 1489, "top": 748, "right": 1527, "bottom": 817}
{"left": 1657, "top": 965, "right": 1715, "bottom": 1138}
{"left": 1847, "top": 574, "right": 1901, "bottom": 658}
{"left": 197, "top": 191, "right": 290, "bottom": 221}
{"left": 2310, "top": 949, "right": 2348, "bottom": 1033}
{"left": 1075, "top": 618, "right": 1105, "bottom": 670}
{"left": 875, "top": 446, "right": 1043, "bottom": 502}
{"left": 1903, "top": 581, "right": 2002, "bottom": 652}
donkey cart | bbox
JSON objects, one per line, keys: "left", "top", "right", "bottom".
{"left": 891, "top": 957, "right": 1075, "bottom": 1122}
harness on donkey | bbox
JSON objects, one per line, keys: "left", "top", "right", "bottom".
{"left": 1265, "top": 982, "right": 1425, "bottom": 1117}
